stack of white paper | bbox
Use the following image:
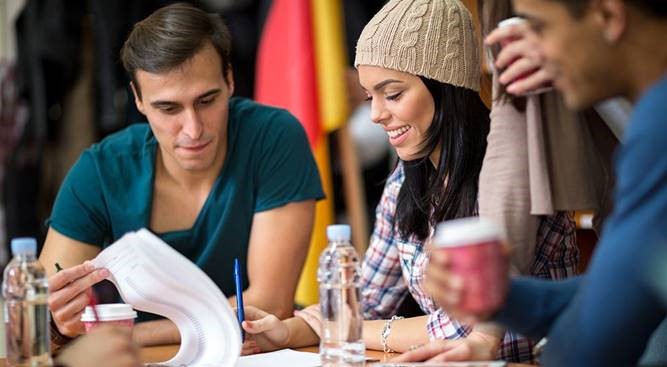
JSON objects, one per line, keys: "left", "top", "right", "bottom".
{"left": 91, "top": 229, "right": 242, "bottom": 366}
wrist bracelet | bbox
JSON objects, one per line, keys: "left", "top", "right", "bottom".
{"left": 381, "top": 315, "right": 404, "bottom": 353}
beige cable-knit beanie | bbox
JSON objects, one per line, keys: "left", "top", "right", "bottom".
{"left": 355, "top": 0, "right": 480, "bottom": 92}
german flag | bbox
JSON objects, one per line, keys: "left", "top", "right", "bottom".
{"left": 255, "top": 0, "right": 349, "bottom": 306}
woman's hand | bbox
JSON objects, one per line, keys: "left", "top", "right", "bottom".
{"left": 485, "top": 20, "right": 554, "bottom": 95}
{"left": 391, "top": 330, "right": 502, "bottom": 363}
{"left": 240, "top": 306, "right": 291, "bottom": 353}
{"left": 55, "top": 326, "right": 140, "bottom": 367}
{"left": 293, "top": 304, "right": 322, "bottom": 338}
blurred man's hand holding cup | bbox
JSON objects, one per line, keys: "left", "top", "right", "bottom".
{"left": 425, "top": 217, "right": 510, "bottom": 323}
{"left": 485, "top": 17, "right": 554, "bottom": 96}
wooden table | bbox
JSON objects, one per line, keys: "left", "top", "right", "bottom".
{"left": 0, "top": 345, "right": 536, "bottom": 366}
{"left": 140, "top": 344, "right": 536, "bottom": 366}
{"left": 139, "top": 344, "right": 396, "bottom": 364}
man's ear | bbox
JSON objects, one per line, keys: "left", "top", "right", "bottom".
{"left": 594, "top": 0, "right": 627, "bottom": 44}
{"left": 225, "top": 66, "right": 235, "bottom": 96}
{"left": 130, "top": 81, "right": 146, "bottom": 115}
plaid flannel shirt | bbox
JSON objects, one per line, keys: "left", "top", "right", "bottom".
{"left": 361, "top": 163, "right": 578, "bottom": 363}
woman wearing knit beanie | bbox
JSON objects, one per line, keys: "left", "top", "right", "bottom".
{"left": 239, "top": 0, "right": 576, "bottom": 363}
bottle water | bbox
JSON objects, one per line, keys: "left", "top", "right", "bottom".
{"left": 318, "top": 225, "right": 365, "bottom": 366}
{"left": 3, "top": 238, "right": 52, "bottom": 366}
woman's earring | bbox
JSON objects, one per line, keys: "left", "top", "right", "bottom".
{"left": 604, "top": 31, "right": 615, "bottom": 44}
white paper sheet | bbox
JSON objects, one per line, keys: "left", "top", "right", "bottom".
{"left": 373, "top": 362, "right": 506, "bottom": 367}
{"left": 236, "top": 349, "right": 321, "bottom": 367}
{"left": 91, "top": 229, "right": 242, "bottom": 366}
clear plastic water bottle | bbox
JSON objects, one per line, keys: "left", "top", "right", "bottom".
{"left": 318, "top": 224, "right": 365, "bottom": 366}
{"left": 3, "top": 238, "right": 52, "bottom": 366}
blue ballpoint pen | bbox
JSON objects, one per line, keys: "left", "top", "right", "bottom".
{"left": 234, "top": 258, "right": 245, "bottom": 341}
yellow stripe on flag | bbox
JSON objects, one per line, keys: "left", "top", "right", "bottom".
{"left": 312, "top": 0, "right": 349, "bottom": 132}
{"left": 295, "top": 0, "right": 349, "bottom": 306}
{"left": 295, "top": 139, "right": 335, "bottom": 306}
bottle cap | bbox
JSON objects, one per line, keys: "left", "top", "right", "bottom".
{"left": 11, "top": 237, "right": 37, "bottom": 255}
{"left": 327, "top": 224, "right": 351, "bottom": 241}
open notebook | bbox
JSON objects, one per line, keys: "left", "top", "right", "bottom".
{"left": 91, "top": 228, "right": 242, "bottom": 366}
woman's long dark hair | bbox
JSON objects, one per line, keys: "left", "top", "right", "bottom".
{"left": 395, "top": 77, "right": 490, "bottom": 241}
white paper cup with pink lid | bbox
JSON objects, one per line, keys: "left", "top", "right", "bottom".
{"left": 80, "top": 303, "right": 138, "bottom": 332}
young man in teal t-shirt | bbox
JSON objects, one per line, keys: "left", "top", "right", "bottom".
{"left": 40, "top": 3, "right": 323, "bottom": 347}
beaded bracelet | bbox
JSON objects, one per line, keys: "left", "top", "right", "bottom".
{"left": 381, "top": 315, "right": 404, "bottom": 353}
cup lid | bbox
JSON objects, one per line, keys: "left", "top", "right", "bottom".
{"left": 434, "top": 217, "right": 503, "bottom": 247}
{"left": 497, "top": 17, "right": 526, "bottom": 29}
{"left": 80, "top": 303, "right": 137, "bottom": 322}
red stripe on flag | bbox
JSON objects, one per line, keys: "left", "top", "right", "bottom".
{"left": 255, "top": 0, "right": 321, "bottom": 147}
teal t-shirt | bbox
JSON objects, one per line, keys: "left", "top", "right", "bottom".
{"left": 49, "top": 97, "right": 324, "bottom": 299}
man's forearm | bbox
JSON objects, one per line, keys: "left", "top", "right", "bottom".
{"left": 494, "top": 276, "right": 582, "bottom": 339}
{"left": 132, "top": 319, "right": 181, "bottom": 346}
{"left": 131, "top": 291, "right": 295, "bottom": 347}
{"left": 231, "top": 289, "right": 295, "bottom": 320}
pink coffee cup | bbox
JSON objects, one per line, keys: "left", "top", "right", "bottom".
{"left": 80, "top": 303, "right": 137, "bottom": 332}
{"left": 496, "top": 17, "right": 530, "bottom": 77}
{"left": 433, "top": 217, "right": 508, "bottom": 315}
{"left": 485, "top": 17, "right": 527, "bottom": 77}
{"left": 495, "top": 17, "right": 554, "bottom": 95}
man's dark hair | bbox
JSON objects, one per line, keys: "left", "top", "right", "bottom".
{"left": 553, "top": 0, "right": 667, "bottom": 18}
{"left": 120, "top": 2, "right": 232, "bottom": 99}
